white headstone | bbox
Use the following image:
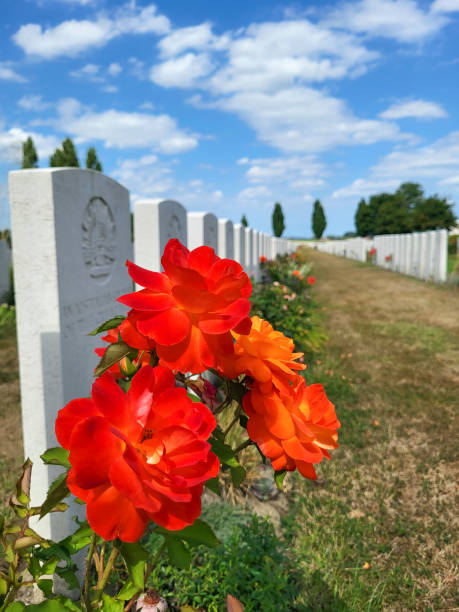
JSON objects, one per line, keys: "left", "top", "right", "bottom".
{"left": 134, "top": 199, "right": 187, "bottom": 272}
{"left": 217, "top": 218, "right": 234, "bottom": 259}
{"left": 437, "top": 229, "right": 448, "bottom": 282}
{"left": 187, "top": 212, "right": 218, "bottom": 251}
{"left": 233, "top": 223, "right": 246, "bottom": 269}
{"left": 244, "top": 227, "right": 254, "bottom": 277}
{"left": 9, "top": 168, "right": 132, "bottom": 541}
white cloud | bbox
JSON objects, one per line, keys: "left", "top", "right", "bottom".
{"left": 108, "top": 62, "right": 122, "bottom": 77}
{"left": 327, "top": 0, "right": 447, "bottom": 42}
{"left": 128, "top": 57, "right": 147, "bottom": 80}
{"left": 0, "top": 126, "right": 59, "bottom": 164}
{"left": 49, "top": 0, "right": 94, "bottom": 5}
{"left": 217, "top": 86, "right": 403, "bottom": 153}
{"left": 153, "top": 19, "right": 407, "bottom": 154}
{"left": 18, "top": 95, "right": 50, "bottom": 111}
{"left": 13, "top": 3, "right": 170, "bottom": 59}
{"left": 113, "top": 154, "right": 224, "bottom": 207}
{"left": 42, "top": 98, "right": 198, "bottom": 154}
{"left": 0, "top": 63, "right": 27, "bottom": 82}
{"left": 238, "top": 185, "right": 272, "bottom": 200}
{"left": 332, "top": 178, "right": 400, "bottom": 199}
{"left": 139, "top": 101, "right": 154, "bottom": 111}
{"left": 158, "top": 22, "right": 228, "bottom": 57}
{"left": 113, "top": 155, "right": 174, "bottom": 198}
{"left": 151, "top": 53, "right": 214, "bottom": 88}
{"left": 372, "top": 131, "right": 459, "bottom": 179}
{"left": 241, "top": 155, "right": 325, "bottom": 185}
{"left": 208, "top": 20, "right": 378, "bottom": 95}
{"left": 70, "top": 63, "right": 103, "bottom": 81}
{"left": 431, "top": 0, "right": 459, "bottom": 12}
{"left": 379, "top": 99, "right": 448, "bottom": 119}
{"left": 333, "top": 131, "right": 459, "bottom": 199}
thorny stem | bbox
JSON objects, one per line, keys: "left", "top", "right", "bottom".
{"left": 92, "top": 545, "right": 119, "bottom": 606}
{"left": 223, "top": 408, "right": 241, "bottom": 439}
{"left": 234, "top": 439, "right": 252, "bottom": 454}
{"left": 82, "top": 532, "right": 97, "bottom": 611}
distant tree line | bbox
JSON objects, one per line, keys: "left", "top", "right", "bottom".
{"left": 355, "top": 182, "right": 456, "bottom": 236}
{"left": 21, "top": 136, "right": 103, "bottom": 172}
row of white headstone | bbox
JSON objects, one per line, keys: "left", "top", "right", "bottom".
{"left": 8, "top": 168, "right": 295, "bottom": 541}
{"left": 134, "top": 200, "right": 294, "bottom": 282}
{"left": 308, "top": 229, "right": 448, "bottom": 282}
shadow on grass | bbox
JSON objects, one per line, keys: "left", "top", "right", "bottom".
{"left": 299, "top": 570, "right": 351, "bottom": 611}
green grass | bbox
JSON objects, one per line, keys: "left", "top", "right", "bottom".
{"left": 285, "top": 248, "right": 458, "bottom": 611}
{"left": 447, "top": 253, "right": 458, "bottom": 274}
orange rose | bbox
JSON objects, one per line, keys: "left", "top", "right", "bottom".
{"left": 56, "top": 366, "right": 219, "bottom": 541}
{"left": 222, "top": 316, "right": 305, "bottom": 394}
{"left": 118, "top": 239, "right": 252, "bottom": 374}
{"left": 243, "top": 377, "right": 339, "bottom": 479}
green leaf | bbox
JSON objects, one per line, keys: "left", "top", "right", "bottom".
{"left": 55, "top": 567, "right": 80, "bottom": 591}
{"left": 274, "top": 470, "right": 287, "bottom": 490}
{"left": 37, "top": 578, "right": 53, "bottom": 597}
{"left": 41, "top": 557, "right": 59, "bottom": 575}
{"left": 5, "top": 604, "right": 25, "bottom": 611}
{"left": 0, "top": 576, "right": 8, "bottom": 595}
{"left": 4, "top": 544, "right": 14, "bottom": 563}
{"left": 209, "top": 438, "right": 240, "bottom": 468}
{"left": 14, "top": 459, "right": 32, "bottom": 506}
{"left": 94, "top": 341, "right": 135, "bottom": 377}
{"left": 100, "top": 594, "right": 124, "bottom": 611}
{"left": 59, "top": 522, "right": 93, "bottom": 555}
{"left": 116, "top": 579, "right": 138, "bottom": 601}
{"left": 28, "top": 556, "right": 42, "bottom": 579}
{"left": 40, "top": 474, "right": 69, "bottom": 519}
{"left": 156, "top": 519, "right": 218, "bottom": 548}
{"left": 230, "top": 465, "right": 246, "bottom": 487}
{"left": 239, "top": 414, "right": 248, "bottom": 429}
{"left": 166, "top": 536, "right": 191, "bottom": 569}
{"left": 88, "top": 316, "right": 125, "bottom": 336}
{"left": 40, "top": 448, "right": 70, "bottom": 468}
{"left": 119, "top": 542, "right": 147, "bottom": 590}
{"left": 204, "top": 477, "right": 220, "bottom": 496}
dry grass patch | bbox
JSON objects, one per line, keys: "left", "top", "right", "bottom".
{"left": 287, "top": 249, "right": 458, "bottom": 611}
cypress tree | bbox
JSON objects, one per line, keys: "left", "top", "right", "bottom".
{"left": 50, "top": 138, "right": 80, "bottom": 167}
{"left": 241, "top": 214, "right": 248, "bottom": 227}
{"left": 86, "top": 146, "right": 103, "bottom": 172}
{"left": 21, "top": 137, "right": 38, "bottom": 169}
{"left": 312, "top": 199, "right": 326, "bottom": 239}
{"left": 272, "top": 202, "right": 285, "bottom": 237}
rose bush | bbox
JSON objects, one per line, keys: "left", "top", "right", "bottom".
{"left": 1, "top": 240, "right": 338, "bottom": 612}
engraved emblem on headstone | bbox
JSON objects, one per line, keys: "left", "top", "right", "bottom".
{"left": 167, "top": 214, "right": 183, "bottom": 241}
{"left": 82, "top": 197, "right": 116, "bottom": 283}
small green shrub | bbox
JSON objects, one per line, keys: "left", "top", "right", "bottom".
{"left": 142, "top": 514, "right": 300, "bottom": 611}
{"left": 0, "top": 304, "right": 15, "bottom": 338}
{"left": 252, "top": 251, "right": 325, "bottom": 359}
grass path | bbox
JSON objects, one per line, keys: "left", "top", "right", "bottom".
{"left": 289, "top": 249, "right": 459, "bottom": 611}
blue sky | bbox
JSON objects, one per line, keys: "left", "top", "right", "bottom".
{"left": 1, "top": 0, "right": 459, "bottom": 237}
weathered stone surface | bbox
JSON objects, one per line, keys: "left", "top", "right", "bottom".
{"left": 218, "top": 218, "right": 234, "bottom": 259}
{"left": 9, "top": 168, "right": 132, "bottom": 541}
{"left": 187, "top": 212, "right": 218, "bottom": 251}
{"left": 134, "top": 199, "right": 187, "bottom": 272}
